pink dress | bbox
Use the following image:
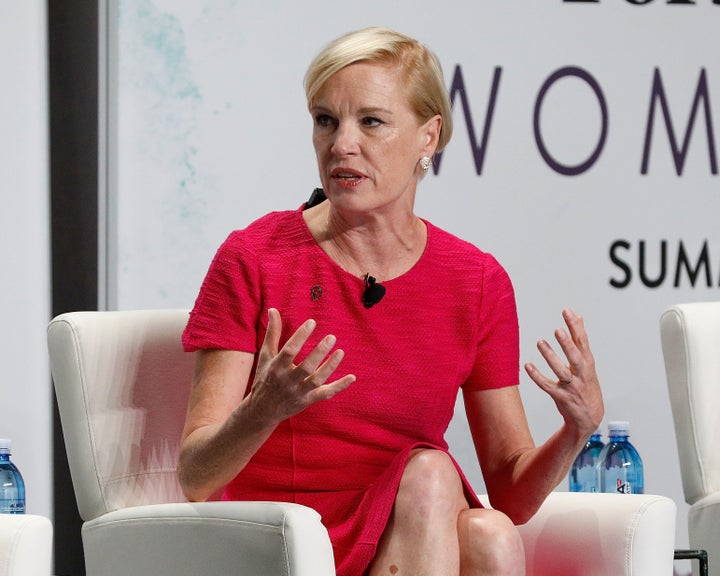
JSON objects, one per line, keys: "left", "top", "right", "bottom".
{"left": 182, "top": 208, "right": 520, "bottom": 575}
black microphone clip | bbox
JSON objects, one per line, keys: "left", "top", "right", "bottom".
{"left": 362, "top": 274, "right": 386, "bottom": 309}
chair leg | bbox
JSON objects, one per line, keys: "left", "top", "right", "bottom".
{"left": 674, "top": 549, "right": 708, "bottom": 576}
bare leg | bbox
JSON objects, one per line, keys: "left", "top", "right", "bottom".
{"left": 367, "top": 449, "right": 470, "bottom": 576}
{"left": 366, "top": 448, "right": 526, "bottom": 576}
{"left": 458, "top": 508, "right": 525, "bottom": 576}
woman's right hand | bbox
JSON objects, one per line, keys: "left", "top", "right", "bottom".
{"left": 178, "top": 308, "right": 353, "bottom": 501}
{"left": 247, "top": 308, "right": 355, "bottom": 425}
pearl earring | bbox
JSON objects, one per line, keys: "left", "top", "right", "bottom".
{"left": 420, "top": 156, "right": 432, "bottom": 172}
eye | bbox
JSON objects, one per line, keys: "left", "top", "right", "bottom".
{"left": 314, "top": 114, "right": 336, "bottom": 128}
{"left": 362, "top": 116, "right": 384, "bottom": 127}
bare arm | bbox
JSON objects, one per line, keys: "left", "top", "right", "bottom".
{"left": 178, "top": 308, "right": 356, "bottom": 501}
{"left": 178, "top": 348, "right": 271, "bottom": 501}
{"left": 465, "top": 308, "right": 604, "bottom": 524}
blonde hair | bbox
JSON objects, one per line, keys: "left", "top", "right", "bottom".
{"left": 304, "top": 27, "right": 453, "bottom": 152}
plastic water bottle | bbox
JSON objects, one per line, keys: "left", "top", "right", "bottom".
{"left": 0, "top": 439, "right": 25, "bottom": 513}
{"left": 569, "top": 427, "right": 604, "bottom": 492}
{"left": 597, "top": 421, "right": 644, "bottom": 494}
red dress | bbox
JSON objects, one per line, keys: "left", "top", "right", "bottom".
{"left": 182, "top": 208, "right": 520, "bottom": 575}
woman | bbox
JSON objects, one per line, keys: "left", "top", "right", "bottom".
{"left": 178, "top": 27, "right": 603, "bottom": 576}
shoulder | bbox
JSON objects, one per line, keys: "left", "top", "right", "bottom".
{"left": 229, "top": 210, "right": 300, "bottom": 242}
{"left": 219, "top": 210, "right": 304, "bottom": 256}
{"left": 425, "top": 220, "right": 508, "bottom": 278}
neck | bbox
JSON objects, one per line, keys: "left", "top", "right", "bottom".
{"left": 303, "top": 202, "right": 427, "bottom": 282}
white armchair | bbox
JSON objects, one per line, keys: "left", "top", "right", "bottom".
{"left": 48, "top": 310, "right": 676, "bottom": 575}
{"left": 48, "top": 309, "right": 334, "bottom": 576}
{"left": 661, "top": 301, "right": 720, "bottom": 575}
{"left": 0, "top": 514, "right": 52, "bottom": 576}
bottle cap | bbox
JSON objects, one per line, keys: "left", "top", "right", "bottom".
{"left": 608, "top": 420, "right": 630, "bottom": 435}
{"left": 0, "top": 438, "right": 10, "bottom": 453}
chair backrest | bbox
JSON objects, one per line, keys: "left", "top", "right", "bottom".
{"left": 660, "top": 301, "right": 720, "bottom": 506}
{"left": 47, "top": 310, "right": 195, "bottom": 521}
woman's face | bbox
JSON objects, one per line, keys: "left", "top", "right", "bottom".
{"left": 310, "top": 61, "right": 440, "bottom": 218}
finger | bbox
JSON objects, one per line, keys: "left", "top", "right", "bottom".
{"left": 308, "top": 372, "right": 356, "bottom": 403}
{"left": 302, "top": 347, "right": 354, "bottom": 404}
{"left": 562, "top": 309, "right": 597, "bottom": 375}
{"left": 308, "top": 347, "right": 347, "bottom": 385}
{"left": 259, "top": 308, "right": 282, "bottom": 362}
{"left": 298, "top": 333, "right": 338, "bottom": 376}
{"left": 524, "top": 362, "right": 561, "bottom": 394}
{"left": 276, "top": 317, "right": 317, "bottom": 366}
{"left": 563, "top": 308, "right": 590, "bottom": 352}
{"left": 554, "top": 328, "right": 582, "bottom": 374}
{"left": 537, "top": 339, "right": 573, "bottom": 382}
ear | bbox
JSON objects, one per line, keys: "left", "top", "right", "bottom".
{"left": 420, "top": 115, "right": 442, "bottom": 157}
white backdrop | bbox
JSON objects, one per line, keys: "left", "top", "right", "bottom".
{"left": 0, "top": 1, "right": 51, "bottom": 518}
{"left": 106, "top": 0, "right": 720, "bottom": 551}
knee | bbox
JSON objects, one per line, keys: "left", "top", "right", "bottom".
{"left": 396, "top": 449, "right": 468, "bottom": 517}
{"left": 458, "top": 508, "right": 521, "bottom": 549}
{"left": 458, "top": 509, "right": 525, "bottom": 574}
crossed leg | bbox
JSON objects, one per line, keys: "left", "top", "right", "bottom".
{"left": 366, "top": 449, "right": 525, "bottom": 576}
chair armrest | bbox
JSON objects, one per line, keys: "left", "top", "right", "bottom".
{"left": 479, "top": 492, "right": 676, "bottom": 576}
{"left": 81, "top": 501, "right": 335, "bottom": 576}
{"left": 0, "top": 514, "right": 53, "bottom": 576}
{"left": 687, "top": 491, "right": 720, "bottom": 575}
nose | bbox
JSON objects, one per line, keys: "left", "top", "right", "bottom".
{"left": 330, "top": 121, "right": 360, "bottom": 156}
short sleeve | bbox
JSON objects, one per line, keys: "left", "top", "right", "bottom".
{"left": 463, "top": 256, "right": 520, "bottom": 391}
{"left": 182, "top": 231, "right": 261, "bottom": 353}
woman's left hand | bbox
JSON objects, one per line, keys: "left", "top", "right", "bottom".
{"left": 524, "top": 308, "right": 604, "bottom": 439}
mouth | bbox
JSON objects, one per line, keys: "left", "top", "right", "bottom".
{"left": 330, "top": 168, "right": 366, "bottom": 185}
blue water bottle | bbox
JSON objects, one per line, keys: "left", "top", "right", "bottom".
{"left": 0, "top": 439, "right": 25, "bottom": 514}
{"left": 569, "top": 427, "right": 604, "bottom": 492}
{"left": 597, "top": 421, "right": 644, "bottom": 494}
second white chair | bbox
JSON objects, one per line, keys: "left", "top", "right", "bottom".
{"left": 661, "top": 301, "right": 720, "bottom": 575}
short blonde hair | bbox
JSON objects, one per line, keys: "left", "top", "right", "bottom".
{"left": 304, "top": 27, "right": 453, "bottom": 152}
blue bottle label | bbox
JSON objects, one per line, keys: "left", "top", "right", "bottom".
{"left": 0, "top": 501, "right": 25, "bottom": 514}
{"left": 615, "top": 477, "right": 632, "bottom": 494}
